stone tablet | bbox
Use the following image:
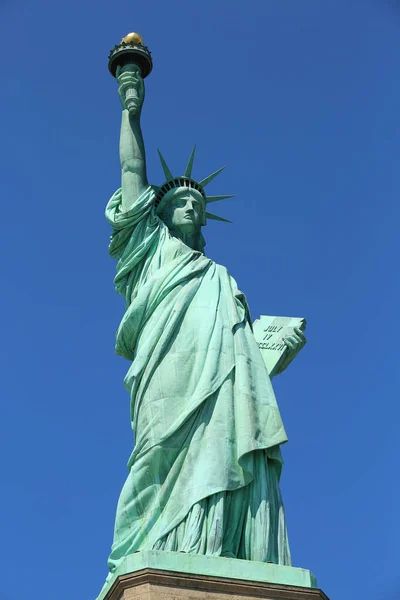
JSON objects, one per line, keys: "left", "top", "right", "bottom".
{"left": 253, "top": 315, "right": 306, "bottom": 376}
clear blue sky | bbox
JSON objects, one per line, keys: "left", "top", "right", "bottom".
{"left": 1, "top": 1, "right": 399, "bottom": 599}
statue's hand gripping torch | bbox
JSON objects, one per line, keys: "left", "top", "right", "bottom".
{"left": 116, "top": 66, "right": 142, "bottom": 114}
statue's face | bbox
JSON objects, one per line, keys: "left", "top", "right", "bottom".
{"left": 161, "top": 189, "right": 204, "bottom": 234}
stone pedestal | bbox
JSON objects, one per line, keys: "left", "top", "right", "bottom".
{"left": 97, "top": 552, "right": 329, "bottom": 600}
{"left": 103, "top": 568, "right": 329, "bottom": 600}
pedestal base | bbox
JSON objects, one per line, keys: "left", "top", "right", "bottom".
{"left": 97, "top": 551, "right": 329, "bottom": 600}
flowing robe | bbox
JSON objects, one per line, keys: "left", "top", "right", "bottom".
{"left": 106, "top": 186, "right": 291, "bottom": 573}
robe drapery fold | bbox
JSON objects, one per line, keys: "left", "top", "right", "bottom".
{"left": 105, "top": 186, "right": 291, "bottom": 573}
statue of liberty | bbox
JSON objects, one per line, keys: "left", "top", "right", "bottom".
{"left": 104, "top": 39, "right": 306, "bottom": 579}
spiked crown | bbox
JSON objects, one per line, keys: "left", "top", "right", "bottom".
{"left": 154, "top": 146, "right": 233, "bottom": 224}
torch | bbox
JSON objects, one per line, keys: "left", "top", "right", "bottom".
{"left": 108, "top": 32, "right": 153, "bottom": 114}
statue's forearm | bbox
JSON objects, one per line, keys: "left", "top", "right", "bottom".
{"left": 120, "top": 109, "right": 148, "bottom": 210}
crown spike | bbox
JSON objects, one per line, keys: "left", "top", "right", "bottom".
{"left": 184, "top": 145, "right": 196, "bottom": 178}
{"left": 205, "top": 211, "right": 232, "bottom": 223}
{"left": 157, "top": 149, "right": 173, "bottom": 181}
{"left": 205, "top": 194, "right": 234, "bottom": 204}
{"left": 199, "top": 166, "right": 226, "bottom": 188}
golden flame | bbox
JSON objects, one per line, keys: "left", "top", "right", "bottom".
{"left": 121, "top": 32, "right": 144, "bottom": 45}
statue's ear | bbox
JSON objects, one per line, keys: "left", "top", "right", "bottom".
{"left": 201, "top": 206, "right": 207, "bottom": 227}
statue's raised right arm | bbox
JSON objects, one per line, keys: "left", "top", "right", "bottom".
{"left": 116, "top": 64, "right": 148, "bottom": 210}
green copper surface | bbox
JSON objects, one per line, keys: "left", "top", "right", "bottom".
{"left": 102, "top": 54, "right": 307, "bottom": 587}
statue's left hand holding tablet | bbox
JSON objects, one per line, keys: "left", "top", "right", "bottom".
{"left": 276, "top": 327, "right": 307, "bottom": 375}
{"left": 116, "top": 64, "right": 145, "bottom": 116}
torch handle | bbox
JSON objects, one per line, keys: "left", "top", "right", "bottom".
{"left": 125, "top": 86, "right": 139, "bottom": 114}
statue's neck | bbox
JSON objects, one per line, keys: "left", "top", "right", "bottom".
{"left": 170, "top": 229, "right": 202, "bottom": 252}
